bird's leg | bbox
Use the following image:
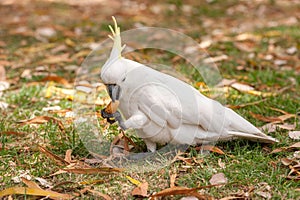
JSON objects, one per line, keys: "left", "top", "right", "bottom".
{"left": 144, "top": 139, "right": 157, "bottom": 152}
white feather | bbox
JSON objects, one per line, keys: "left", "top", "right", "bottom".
{"left": 100, "top": 18, "right": 278, "bottom": 152}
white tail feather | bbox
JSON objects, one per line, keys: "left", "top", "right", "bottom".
{"left": 228, "top": 130, "right": 278, "bottom": 143}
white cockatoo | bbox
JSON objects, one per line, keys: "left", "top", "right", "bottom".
{"left": 100, "top": 17, "right": 277, "bottom": 152}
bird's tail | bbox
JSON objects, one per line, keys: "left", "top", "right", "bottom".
{"left": 224, "top": 108, "right": 278, "bottom": 143}
{"left": 108, "top": 16, "right": 126, "bottom": 60}
{"left": 227, "top": 130, "right": 278, "bottom": 143}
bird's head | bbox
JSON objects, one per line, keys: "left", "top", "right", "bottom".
{"left": 100, "top": 17, "right": 126, "bottom": 101}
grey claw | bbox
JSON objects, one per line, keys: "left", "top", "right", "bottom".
{"left": 101, "top": 109, "right": 126, "bottom": 130}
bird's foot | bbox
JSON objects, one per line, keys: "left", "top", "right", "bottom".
{"left": 101, "top": 109, "right": 127, "bottom": 130}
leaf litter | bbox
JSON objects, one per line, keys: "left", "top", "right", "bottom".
{"left": 1, "top": 0, "right": 300, "bottom": 199}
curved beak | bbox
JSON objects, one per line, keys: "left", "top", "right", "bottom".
{"left": 106, "top": 84, "right": 121, "bottom": 102}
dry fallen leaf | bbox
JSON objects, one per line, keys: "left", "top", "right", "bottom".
{"left": 290, "top": 142, "right": 300, "bottom": 148}
{"left": 287, "top": 163, "right": 300, "bottom": 180}
{"left": 34, "top": 177, "right": 52, "bottom": 188}
{"left": 294, "top": 151, "right": 300, "bottom": 159}
{"left": 64, "top": 149, "right": 73, "bottom": 163}
{"left": 21, "top": 177, "right": 41, "bottom": 189}
{"left": 0, "top": 131, "right": 25, "bottom": 136}
{"left": 0, "top": 81, "right": 10, "bottom": 92}
{"left": 180, "top": 197, "right": 199, "bottom": 200}
{"left": 38, "top": 145, "right": 69, "bottom": 166}
{"left": 11, "top": 170, "right": 32, "bottom": 183}
{"left": 231, "top": 82, "right": 254, "bottom": 92}
{"left": 0, "top": 101, "right": 8, "bottom": 109}
{"left": 126, "top": 175, "right": 142, "bottom": 186}
{"left": 0, "top": 187, "right": 73, "bottom": 199}
{"left": 18, "top": 116, "right": 65, "bottom": 132}
{"left": 234, "top": 41, "right": 256, "bottom": 52}
{"left": 218, "top": 158, "right": 226, "bottom": 169}
{"left": 255, "top": 191, "right": 271, "bottom": 199}
{"left": 85, "top": 188, "right": 112, "bottom": 200}
{"left": 209, "top": 173, "right": 228, "bottom": 185}
{"left": 281, "top": 158, "right": 294, "bottom": 166}
{"left": 131, "top": 182, "right": 148, "bottom": 197}
{"left": 289, "top": 131, "right": 300, "bottom": 140}
{"left": 62, "top": 167, "right": 123, "bottom": 174}
{"left": 41, "top": 75, "right": 69, "bottom": 85}
{"left": 196, "top": 145, "right": 225, "bottom": 155}
{"left": 270, "top": 142, "right": 300, "bottom": 154}
{"left": 250, "top": 112, "right": 295, "bottom": 123}
{"left": 170, "top": 172, "right": 177, "bottom": 188}
{"left": 104, "top": 100, "right": 120, "bottom": 114}
{"left": 150, "top": 186, "right": 213, "bottom": 199}
{"left": 219, "top": 196, "right": 244, "bottom": 200}
{"left": 0, "top": 65, "right": 6, "bottom": 81}
{"left": 203, "top": 54, "right": 228, "bottom": 64}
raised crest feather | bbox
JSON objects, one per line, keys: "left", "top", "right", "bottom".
{"left": 108, "top": 16, "right": 125, "bottom": 60}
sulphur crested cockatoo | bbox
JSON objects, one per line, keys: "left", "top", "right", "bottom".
{"left": 100, "top": 17, "right": 277, "bottom": 152}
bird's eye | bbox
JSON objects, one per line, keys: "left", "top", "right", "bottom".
{"left": 122, "top": 77, "right": 126, "bottom": 82}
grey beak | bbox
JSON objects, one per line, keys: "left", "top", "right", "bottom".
{"left": 106, "top": 84, "right": 121, "bottom": 102}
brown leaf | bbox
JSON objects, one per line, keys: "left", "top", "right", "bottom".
{"left": 220, "top": 196, "right": 244, "bottom": 200}
{"left": 86, "top": 189, "right": 112, "bottom": 200}
{"left": 250, "top": 112, "right": 295, "bottom": 123}
{"left": 150, "top": 186, "right": 213, "bottom": 199}
{"left": 234, "top": 41, "right": 256, "bottom": 52}
{"left": 21, "top": 177, "right": 41, "bottom": 189}
{"left": 0, "top": 60, "right": 13, "bottom": 67}
{"left": 281, "top": 158, "right": 294, "bottom": 166}
{"left": 196, "top": 145, "right": 225, "bottom": 155}
{"left": 170, "top": 172, "right": 177, "bottom": 188}
{"left": 277, "top": 124, "right": 296, "bottom": 131}
{"left": 62, "top": 167, "right": 123, "bottom": 174}
{"left": 64, "top": 149, "right": 72, "bottom": 163}
{"left": 0, "top": 187, "right": 73, "bottom": 199}
{"left": 260, "top": 123, "right": 296, "bottom": 133}
{"left": 38, "top": 145, "right": 69, "bottom": 166}
{"left": 218, "top": 158, "right": 226, "bottom": 169}
{"left": 41, "top": 75, "right": 69, "bottom": 85}
{"left": 104, "top": 100, "right": 120, "bottom": 114}
{"left": 278, "top": 114, "right": 296, "bottom": 122}
{"left": 270, "top": 142, "right": 300, "bottom": 154}
{"left": 132, "top": 182, "right": 148, "bottom": 197}
{"left": 270, "top": 147, "right": 285, "bottom": 154}
{"left": 289, "top": 131, "right": 300, "bottom": 140}
{"left": 203, "top": 55, "right": 228, "bottom": 64}
{"left": 235, "top": 33, "right": 261, "bottom": 42}
{"left": 250, "top": 112, "right": 281, "bottom": 123}
{"left": 0, "top": 101, "right": 8, "bottom": 109}
{"left": 40, "top": 53, "right": 71, "bottom": 65}
{"left": 0, "top": 131, "right": 25, "bottom": 136}
{"left": 255, "top": 191, "right": 272, "bottom": 199}
{"left": 290, "top": 142, "right": 300, "bottom": 148}
{"left": 231, "top": 82, "right": 254, "bottom": 92}
{"left": 269, "top": 107, "right": 290, "bottom": 115}
{"left": 0, "top": 65, "right": 6, "bottom": 81}
{"left": 18, "top": 116, "right": 65, "bottom": 132}
{"left": 209, "top": 173, "right": 228, "bottom": 185}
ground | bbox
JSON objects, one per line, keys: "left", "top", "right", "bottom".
{"left": 0, "top": 0, "right": 299, "bottom": 199}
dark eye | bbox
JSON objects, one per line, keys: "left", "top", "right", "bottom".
{"left": 122, "top": 77, "right": 126, "bottom": 82}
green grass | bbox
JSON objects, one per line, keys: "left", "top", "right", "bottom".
{"left": 1, "top": 1, "right": 300, "bottom": 199}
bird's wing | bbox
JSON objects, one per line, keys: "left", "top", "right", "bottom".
{"left": 123, "top": 62, "right": 225, "bottom": 131}
{"left": 135, "top": 82, "right": 182, "bottom": 129}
